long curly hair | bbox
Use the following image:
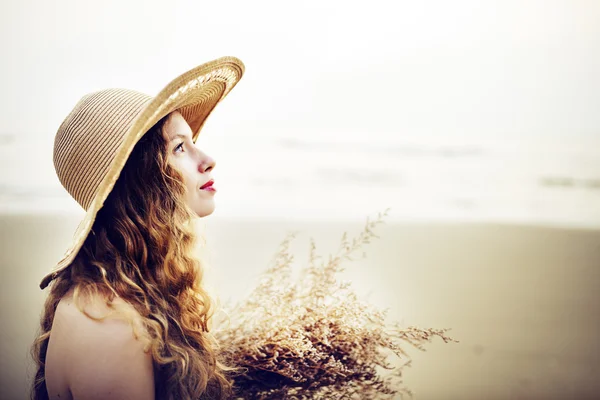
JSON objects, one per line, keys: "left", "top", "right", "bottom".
{"left": 30, "top": 113, "right": 233, "bottom": 399}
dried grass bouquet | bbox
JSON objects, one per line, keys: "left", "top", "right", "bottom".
{"left": 214, "top": 210, "right": 455, "bottom": 399}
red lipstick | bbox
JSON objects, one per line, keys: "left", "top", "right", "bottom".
{"left": 200, "top": 180, "right": 215, "bottom": 191}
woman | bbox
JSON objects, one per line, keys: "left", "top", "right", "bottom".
{"left": 30, "top": 57, "right": 245, "bottom": 400}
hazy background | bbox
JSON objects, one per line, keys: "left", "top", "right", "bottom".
{"left": 1, "top": 0, "right": 599, "bottom": 399}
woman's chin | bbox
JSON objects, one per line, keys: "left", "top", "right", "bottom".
{"left": 195, "top": 204, "right": 215, "bottom": 218}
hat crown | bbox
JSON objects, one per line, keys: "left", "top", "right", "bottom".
{"left": 53, "top": 89, "right": 152, "bottom": 210}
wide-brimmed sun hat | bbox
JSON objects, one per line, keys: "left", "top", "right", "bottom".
{"left": 39, "top": 56, "right": 245, "bottom": 290}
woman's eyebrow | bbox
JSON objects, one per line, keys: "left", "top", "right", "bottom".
{"left": 169, "top": 133, "right": 192, "bottom": 142}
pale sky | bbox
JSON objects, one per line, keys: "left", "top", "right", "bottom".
{"left": 1, "top": 0, "right": 599, "bottom": 141}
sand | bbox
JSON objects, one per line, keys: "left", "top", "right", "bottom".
{"left": 1, "top": 213, "right": 599, "bottom": 400}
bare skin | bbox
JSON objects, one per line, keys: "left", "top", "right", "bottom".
{"left": 44, "top": 112, "right": 217, "bottom": 399}
{"left": 45, "top": 290, "right": 154, "bottom": 400}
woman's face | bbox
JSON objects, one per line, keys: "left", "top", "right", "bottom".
{"left": 163, "top": 111, "right": 217, "bottom": 217}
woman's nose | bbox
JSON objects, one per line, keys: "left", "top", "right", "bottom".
{"left": 198, "top": 154, "right": 216, "bottom": 173}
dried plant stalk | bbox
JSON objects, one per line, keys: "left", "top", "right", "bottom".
{"left": 215, "top": 209, "right": 456, "bottom": 399}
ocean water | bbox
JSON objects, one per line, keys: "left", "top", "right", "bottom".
{"left": 1, "top": 133, "right": 599, "bottom": 228}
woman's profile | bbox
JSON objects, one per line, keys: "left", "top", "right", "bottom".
{"left": 30, "top": 57, "right": 245, "bottom": 400}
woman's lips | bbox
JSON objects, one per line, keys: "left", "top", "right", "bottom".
{"left": 200, "top": 179, "right": 215, "bottom": 191}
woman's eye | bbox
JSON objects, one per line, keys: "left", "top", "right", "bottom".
{"left": 175, "top": 142, "right": 184, "bottom": 153}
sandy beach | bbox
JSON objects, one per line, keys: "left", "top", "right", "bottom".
{"left": 0, "top": 213, "right": 599, "bottom": 399}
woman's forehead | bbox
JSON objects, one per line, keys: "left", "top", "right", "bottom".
{"left": 163, "top": 111, "right": 193, "bottom": 141}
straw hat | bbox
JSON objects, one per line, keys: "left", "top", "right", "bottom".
{"left": 39, "top": 56, "right": 245, "bottom": 290}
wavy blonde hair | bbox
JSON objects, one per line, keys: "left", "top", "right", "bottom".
{"left": 30, "top": 113, "right": 233, "bottom": 399}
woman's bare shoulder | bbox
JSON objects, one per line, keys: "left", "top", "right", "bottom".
{"left": 55, "top": 289, "right": 134, "bottom": 321}
{"left": 46, "top": 289, "right": 155, "bottom": 400}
